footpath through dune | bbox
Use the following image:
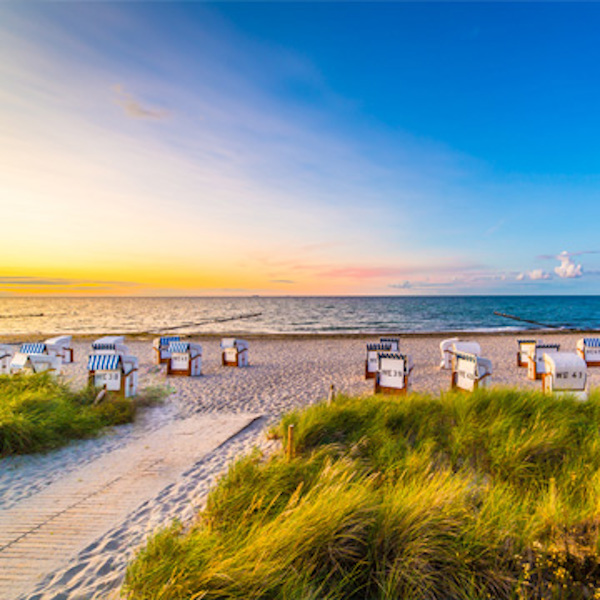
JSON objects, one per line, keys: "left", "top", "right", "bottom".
{"left": 0, "top": 413, "right": 260, "bottom": 600}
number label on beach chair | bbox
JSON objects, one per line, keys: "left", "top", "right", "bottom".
{"left": 542, "top": 352, "right": 587, "bottom": 400}
{"left": 95, "top": 370, "right": 122, "bottom": 391}
{"left": 375, "top": 353, "right": 410, "bottom": 395}
{"left": 577, "top": 338, "right": 600, "bottom": 367}
{"left": 456, "top": 355, "right": 477, "bottom": 392}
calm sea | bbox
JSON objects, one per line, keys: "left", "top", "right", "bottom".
{"left": 0, "top": 296, "right": 599, "bottom": 336}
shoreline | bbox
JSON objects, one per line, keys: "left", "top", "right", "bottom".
{"left": 2, "top": 328, "right": 600, "bottom": 344}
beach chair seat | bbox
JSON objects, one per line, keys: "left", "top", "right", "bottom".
{"left": 526, "top": 343, "right": 560, "bottom": 380}
{"left": 221, "top": 338, "right": 249, "bottom": 367}
{"left": 451, "top": 351, "right": 492, "bottom": 392}
{"left": 516, "top": 339, "right": 537, "bottom": 368}
{"left": 439, "top": 337, "right": 460, "bottom": 369}
{"left": 45, "top": 335, "right": 74, "bottom": 363}
{"left": 87, "top": 353, "right": 138, "bottom": 397}
{"left": 365, "top": 342, "right": 393, "bottom": 379}
{"left": 91, "top": 336, "right": 129, "bottom": 356}
{"left": 152, "top": 336, "right": 180, "bottom": 365}
{"left": 576, "top": 338, "right": 600, "bottom": 367}
{"left": 10, "top": 352, "right": 61, "bottom": 375}
{"left": 167, "top": 342, "right": 202, "bottom": 376}
{"left": 375, "top": 352, "right": 413, "bottom": 395}
{"left": 542, "top": 352, "right": 587, "bottom": 400}
{"left": 0, "top": 344, "right": 14, "bottom": 375}
{"left": 379, "top": 337, "right": 400, "bottom": 352}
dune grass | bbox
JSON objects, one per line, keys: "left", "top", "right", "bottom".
{"left": 0, "top": 373, "right": 170, "bottom": 456}
{"left": 124, "top": 389, "right": 600, "bottom": 599}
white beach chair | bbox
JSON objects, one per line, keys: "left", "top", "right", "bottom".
{"left": 451, "top": 341, "right": 481, "bottom": 371}
{"left": 91, "top": 336, "right": 129, "bottom": 356}
{"left": 87, "top": 353, "right": 138, "bottom": 397}
{"left": 439, "top": 337, "right": 460, "bottom": 369}
{"left": 375, "top": 352, "right": 413, "bottom": 395}
{"left": 576, "top": 338, "right": 600, "bottom": 367}
{"left": 542, "top": 352, "right": 587, "bottom": 400}
{"left": 365, "top": 343, "right": 393, "bottom": 379}
{"left": 45, "top": 335, "right": 74, "bottom": 364}
{"left": 516, "top": 339, "right": 538, "bottom": 368}
{"left": 10, "top": 352, "right": 61, "bottom": 376}
{"left": 152, "top": 336, "right": 180, "bottom": 365}
{"left": 221, "top": 338, "right": 249, "bottom": 367}
{"left": 451, "top": 351, "right": 492, "bottom": 392}
{"left": 526, "top": 343, "right": 560, "bottom": 381}
{"left": 167, "top": 342, "right": 202, "bottom": 377}
{"left": 379, "top": 337, "right": 400, "bottom": 352}
{"left": 0, "top": 344, "right": 13, "bottom": 375}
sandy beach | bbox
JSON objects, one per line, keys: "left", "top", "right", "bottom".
{"left": 1, "top": 332, "right": 598, "bottom": 599}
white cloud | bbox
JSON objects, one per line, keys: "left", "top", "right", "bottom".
{"left": 528, "top": 269, "right": 552, "bottom": 280}
{"left": 554, "top": 250, "right": 583, "bottom": 278}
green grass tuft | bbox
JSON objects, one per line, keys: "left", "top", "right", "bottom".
{"left": 0, "top": 373, "right": 138, "bottom": 456}
{"left": 124, "top": 389, "right": 600, "bottom": 599}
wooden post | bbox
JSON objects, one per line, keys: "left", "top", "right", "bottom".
{"left": 327, "top": 384, "right": 335, "bottom": 405}
{"left": 286, "top": 424, "right": 295, "bottom": 461}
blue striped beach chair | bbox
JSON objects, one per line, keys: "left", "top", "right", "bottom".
{"left": 87, "top": 353, "right": 138, "bottom": 397}
{"left": 167, "top": 342, "right": 202, "bottom": 376}
{"left": 153, "top": 336, "right": 181, "bottom": 365}
{"left": 577, "top": 338, "right": 600, "bottom": 367}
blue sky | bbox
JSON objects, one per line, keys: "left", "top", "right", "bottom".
{"left": 1, "top": 2, "right": 599, "bottom": 295}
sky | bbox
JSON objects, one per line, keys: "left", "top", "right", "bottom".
{"left": 1, "top": 1, "right": 600, "bottom": 296}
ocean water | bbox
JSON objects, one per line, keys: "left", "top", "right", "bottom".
{"left": 1, "top": 296, "right": 599, "bottom": 336}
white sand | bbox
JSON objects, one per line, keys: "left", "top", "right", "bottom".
{"left": 0, "top": 333, "right": 597, "bottom": 599}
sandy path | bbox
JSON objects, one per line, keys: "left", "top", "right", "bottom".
{"left": 0, "top": 413, "right": 259, "bottom": 600}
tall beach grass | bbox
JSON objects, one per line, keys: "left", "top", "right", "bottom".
{"left": 0, "top": 373, "right": 170, "bottom": 456}
{"left": 125, "top": 389, "right": 600, "bottom": 599}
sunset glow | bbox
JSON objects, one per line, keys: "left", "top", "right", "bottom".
{"left": 2, "top": 3, "right": 600, "bottom": 295}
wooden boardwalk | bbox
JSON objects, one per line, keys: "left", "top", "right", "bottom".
{"left": 0, "top": 413, "right": 260, "bottom": 600}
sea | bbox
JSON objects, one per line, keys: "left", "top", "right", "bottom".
{"left": 0, "top": 296, "right": 599, "bottom": 336}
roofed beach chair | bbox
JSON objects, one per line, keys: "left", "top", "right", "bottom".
{"left": 10, "top": 352, "right": 61, "bottom": 376}
{"left": 152, "top": 336, "right": 180, "bottom": 365}
{"left": 167, "top": 342, "right": 202, "bottom": 377}
{"left": 45, "top": 335, "right": 74, "bottom": 363}
{"left": 542, "top": 352, "right": 587, "bottom": 400}
{"left": 0, "top": 344, "right": 13, "bottom": 375}
{"left": 379, "top": 337, "right": 400, "bottom": 352}
{"left": 91, "top": 336, "right": 129, "bottom": 356}
{"left": 221, "top": 338, "right": 249, "bottom": 367}
{"left": 375, "top": 352, "right": 414, "bottom": 395}
{"left": 526, "top": 343, "right": 560, "bottom": 381}
{"left": 87, "top": 354, "right": 138, "bottom": 398}
{"left": 365, "top": 342, "right": 393, "bottom": 379}
{"left": 451, "top": 341, "right": 481, "bottom": 371}
{"left": 439, "top": 337, "right": 460, "bottom": 369}
{"left": 517, "top": 339, "right": 537, "bottom": 368}
{"left": 451, "top": 351, "right": 492, "bottom": 392}
{"left": 576, "top": 338, "right": 600, "bottom": 367}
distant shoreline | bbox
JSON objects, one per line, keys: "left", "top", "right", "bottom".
{"left": 2, "top": 328, "right": 600, "bottom": 343}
